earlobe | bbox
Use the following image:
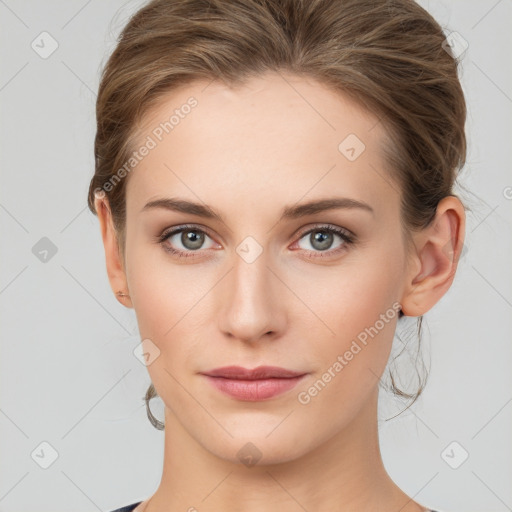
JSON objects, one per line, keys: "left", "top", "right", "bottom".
{"left": 400, "top": 196, "right": 466, "bottom": 317}
{"left": 94, "top": 194, "right": 133, "bottom": 309}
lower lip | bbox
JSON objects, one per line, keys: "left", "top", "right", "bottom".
{"left": 203, "top": 375, "right": 306, "bottom": 401}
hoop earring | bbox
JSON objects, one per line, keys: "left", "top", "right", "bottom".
{"left": 144, "top": 383, "right": 165, "bottom": 430}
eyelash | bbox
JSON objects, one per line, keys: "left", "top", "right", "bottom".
{"left": 156, "top": 223, "right": 356, "bottom": 260}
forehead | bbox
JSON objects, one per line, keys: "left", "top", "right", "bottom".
{"left": 126, "top": 72, "right": 398, "bottom": 219}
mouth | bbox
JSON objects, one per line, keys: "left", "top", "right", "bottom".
{"left": 200, "top": 365, "right": 308, "bottom": 401}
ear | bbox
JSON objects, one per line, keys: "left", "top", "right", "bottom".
{"left": 400, "top": 195, "right": 466, "bottom": 317}
{"left": 94, "top": 193, "right": 132, "bottom": 308}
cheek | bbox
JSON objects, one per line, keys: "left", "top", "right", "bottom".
{"left": 296, "top": 237, "right": 403, "bottom": 334}
{"left": 125, "top": 233, "right": 178, "bottom": 339}
{"left": 292, "top": 269, "right": 402, "bottom": 423}
{"left": 300, "top": 245, "right": 404, "bottom": 379}
{"left": 125, "top": 251, "right": 204, "bottom": 395}
{"left": 125, "top": 235, "right": 215, "bottom": 357}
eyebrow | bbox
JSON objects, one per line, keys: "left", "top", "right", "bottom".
{"left": 141, "top": 196, "right": 374, "bottom": 221}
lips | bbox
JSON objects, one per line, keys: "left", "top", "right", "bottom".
{"left": 201, "top": 365, "right": 306, "bottom": 380}
{"left": 200, "top": 365, "right": 308, "bottom": 401}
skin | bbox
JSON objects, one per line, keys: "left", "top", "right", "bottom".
{"left": 95, "top": 71, "right": 465, "bottom": 512}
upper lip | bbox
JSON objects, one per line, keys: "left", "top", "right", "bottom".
{"left": 201, "top": 365, "right": 306, "bottom": 380}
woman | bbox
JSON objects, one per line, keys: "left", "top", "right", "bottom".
{"left": 88, "top": 0, "right": 466, "bottom": 510}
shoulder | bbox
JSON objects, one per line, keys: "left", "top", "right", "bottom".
{"left": 108, "top": 502, "right": 143, "bottom": 512}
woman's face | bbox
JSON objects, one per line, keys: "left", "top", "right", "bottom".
{"left": 121, "top": 72, "right": 411, "bottom": 463}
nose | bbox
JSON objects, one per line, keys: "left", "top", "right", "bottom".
{"left": 217, "top": 248, "right": 287, "bottom": 344}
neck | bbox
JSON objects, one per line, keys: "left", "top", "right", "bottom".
{"left": 146, "top": 388, "right": 424, "bottom": 512}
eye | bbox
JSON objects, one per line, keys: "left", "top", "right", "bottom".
{"left": 292, "top": 224, "right": 355, "bottom": 257}
{"left": 158, "top": 225, "right": 218, "bottom": 258}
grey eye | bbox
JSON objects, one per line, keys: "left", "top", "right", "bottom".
{"left": 180, "top": 230, "right": 205, "bottom": 250}
{"left": 310, "top": 231, "right": 334, "bottom": 251}
{"left": 297, "top": 229, "right": 345, "bottom": 252}
{"left": 163, "top": 228, "right": 216, "bottom": 253}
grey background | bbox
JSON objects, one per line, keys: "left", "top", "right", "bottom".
{"left": 0, "top": 1, "right": 511, "bottom": 511}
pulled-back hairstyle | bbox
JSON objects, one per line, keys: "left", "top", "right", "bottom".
{"left": 88, "top": 0, "right": 467, "bottom": 430}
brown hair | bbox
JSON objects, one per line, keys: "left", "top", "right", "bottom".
{"left": 88, "top": 0, "right": 467, "bottom": 430}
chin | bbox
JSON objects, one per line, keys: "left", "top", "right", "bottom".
{"left": 196, "top": 420, "right": 318, "bottom": 467}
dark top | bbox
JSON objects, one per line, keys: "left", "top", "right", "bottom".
{"left": 109, "top": 502, "right": 440, "bottom": 512}
{"left": 110, "top": 503, "right": 143, "bottom": 512}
